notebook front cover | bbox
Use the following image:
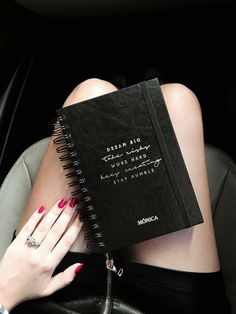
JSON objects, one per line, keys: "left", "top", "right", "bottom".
{"left": 57, "top": 80, "right": 201, "bottom": 252}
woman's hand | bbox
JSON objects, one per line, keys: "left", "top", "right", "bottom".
{"left": 0, "top": 198, "right": 83, "bottom": 311}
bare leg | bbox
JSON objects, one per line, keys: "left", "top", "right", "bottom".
{"left": 129, "top": 83, "right": 220, "bottom": 272}
{"left": 16, "top": 79, "right": 220, "bottom": 272}
{"left": 16, "top": 78, "right": 117, "bottom": 252}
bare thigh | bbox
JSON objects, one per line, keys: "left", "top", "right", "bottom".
{"left": 129, "top": 84, "right": 220, "bottom": 272}
{"left": 16, "top": 78, "right": 220, "bottom": 272}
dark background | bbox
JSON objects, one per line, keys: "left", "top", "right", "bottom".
{"left": 1, "top": 0, "right": 236, "bottom": 184}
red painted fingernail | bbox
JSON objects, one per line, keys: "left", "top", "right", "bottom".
{"left": 69, "top": 198, "right": 76, "bottom": 208}
{"left": 58, "top": 199, "right": 67, "bottom": 208}
{"left": 38, "top": 206, "right": 45, "bottom": 214}
{"left": 74, "top": 263, "right": 84, "bottom": 274}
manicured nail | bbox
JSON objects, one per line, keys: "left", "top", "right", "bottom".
{"left": 74, "top": 263, "right": 84, "bottom": 274}
{"left": 69, "top": 198, "right": 77, "bottom": 208}
{"left": 38, "top": 206, "right": 45, "bottom": 214}
{"left": 58, "top": 199, "right": 67, "bottom": 208}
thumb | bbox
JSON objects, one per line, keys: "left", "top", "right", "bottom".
{"left": 42, "top": 263, "right": 84, "bottom": 297}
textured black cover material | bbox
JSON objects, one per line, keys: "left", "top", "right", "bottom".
{"left": 56, "top": 78, "right": 203, "bottom": 253}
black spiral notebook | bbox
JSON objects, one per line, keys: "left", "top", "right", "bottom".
{"left": 53, "top": 78, "right": 203, "bottom": 255}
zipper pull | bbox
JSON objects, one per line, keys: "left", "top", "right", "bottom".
{"left": 106, "top": 255, "right": 123, "bottom": 277}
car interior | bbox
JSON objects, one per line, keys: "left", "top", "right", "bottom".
{"left": 0, "top": 0, "right": 236, "bottom": 312}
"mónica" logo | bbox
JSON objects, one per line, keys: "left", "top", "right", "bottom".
{"left": 137, "top": 215, "right": 159, "bottom": 226}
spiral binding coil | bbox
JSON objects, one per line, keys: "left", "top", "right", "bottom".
{"left": 52, "top": 114, "right": 105, "bottom": 251}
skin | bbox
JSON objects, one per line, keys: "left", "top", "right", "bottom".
{"left": 0, "top": 199, "right": 83, "bottom": 311}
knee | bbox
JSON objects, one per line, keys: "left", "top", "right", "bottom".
{"left": 64, "top": 78, "right": 117, "bottom": 107}
{"left": 161, "top": 83, "right": 203, "bottom": 135}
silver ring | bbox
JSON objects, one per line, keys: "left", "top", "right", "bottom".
{"left": 26, "top": 235, "right": 41, "bottom": 248}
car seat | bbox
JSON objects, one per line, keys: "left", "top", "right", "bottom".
{"left": 0, "top": 139, "right": 236, "bottom": 313}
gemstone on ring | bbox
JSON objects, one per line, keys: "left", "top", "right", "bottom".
{"left": 26, "top": 235, "right": 41, "bottom": 248}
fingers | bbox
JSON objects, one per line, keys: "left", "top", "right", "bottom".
{"left": 42, "top": 263, "right": 84, "bottom": 297}
{"left": 48, "top": 214, "right": 83, "bottom": 269}
{"left": 35, "top": 199, "right": 77, "bottom": 252}
{"left": 32, "top": 199, "right": 68, "bottom": 244}
{"left": 39, "top": 205, "right": 80, "bottom": 256}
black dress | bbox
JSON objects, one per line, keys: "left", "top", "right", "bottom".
{"left": 11, "top": 251, "right": 231, "bottom": 314}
